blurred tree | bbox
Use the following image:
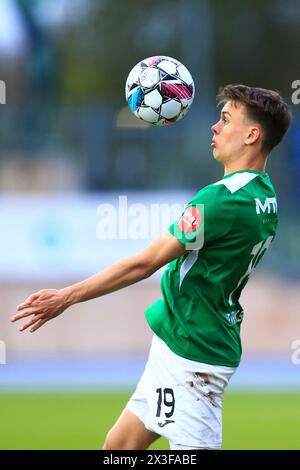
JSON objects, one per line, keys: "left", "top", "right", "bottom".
{"left": 60, "top": 0, "right": 180, "bottom": 104}
{"left": 214, "top": 0, "right": 299, "bottom": 99}
{"left": 56, "top": 0, "right": 300, "bottom": 105}
{"left": 12, "top": 0, "right": 60, "bottom": 155}
{"left": 16, "top": 0, "right": 58, "bottom": 97}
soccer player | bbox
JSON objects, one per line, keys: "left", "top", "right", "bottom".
{"left": 11, "top": 85, "right": 292, "bottom": 450}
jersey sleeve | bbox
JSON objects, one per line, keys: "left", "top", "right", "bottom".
{"left": 168, "top": 185, "right": 236, "bottom": 249}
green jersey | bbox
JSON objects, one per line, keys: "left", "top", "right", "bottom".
{"left": 145, "top": 170, "right": 278, "bottom": 367}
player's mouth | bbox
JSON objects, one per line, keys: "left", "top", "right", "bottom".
{"left": 211, "top": 140, "right": 217, "bottom": 148}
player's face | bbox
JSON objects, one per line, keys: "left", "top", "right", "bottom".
{"left": 211, "top": 100, "right": 252, "bottom": 164}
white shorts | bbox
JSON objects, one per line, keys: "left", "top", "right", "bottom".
{"left": 126, "top": 334, "right": 236, "bottom": 450}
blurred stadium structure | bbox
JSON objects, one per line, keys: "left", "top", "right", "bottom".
{"left": 0, "top": 0, "right": 300, "bottom": 395}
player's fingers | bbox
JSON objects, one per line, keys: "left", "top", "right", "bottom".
{"left": 11, "top": 307, "right": 37, "bottom": 323}
{"left": 30, "top": 318, "right": 48, "bottom": 333}
{"left": 18, "top": 314, "right": 43, "bottom": 332}
{"left": 17, "top": 293, "right": 40, "bottom": 310}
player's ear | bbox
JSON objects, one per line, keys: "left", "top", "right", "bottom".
{"left": 245, "top": 126, "right": 261, "bottom": 146}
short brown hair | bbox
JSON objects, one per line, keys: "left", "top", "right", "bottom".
{"left": 217, "top": 84, "right": 292, "bottom": 153}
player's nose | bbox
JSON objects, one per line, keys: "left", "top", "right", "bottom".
{"left": 211, "top": 122, "right": 218, "bottom": 134}
{"left": 211, "top": 121, "right": 221, "bottom": 134}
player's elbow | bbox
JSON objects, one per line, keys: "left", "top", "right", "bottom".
{"left": 142, "top": 264, "right": 156, "bottom": 279}
{"left": 137, "top": 261, "right": 156, "bottom": 280}
{"left": 131, "top": 254, "right": 158, "bottom": 280}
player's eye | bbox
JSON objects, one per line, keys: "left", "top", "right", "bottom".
{"left": 222, "top": 116, "right": 228, "bottom": 123}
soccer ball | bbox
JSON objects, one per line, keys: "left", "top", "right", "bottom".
{"left": 125, "top": 56, "right": 195, "bottom": 126}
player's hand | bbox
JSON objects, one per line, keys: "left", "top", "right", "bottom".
{"left": 11, "top": 289, "right": 69, "bottom": 333}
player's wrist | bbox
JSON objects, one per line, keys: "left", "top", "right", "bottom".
{"left": 59, "top": 286, "right": 78, "bottom": 308}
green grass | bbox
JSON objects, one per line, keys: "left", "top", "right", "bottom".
{"left": 223, "top": 392, "right": 300, "bottom": 449}
{"left": 0, "top": 392, "right": 299, "bottom": 449}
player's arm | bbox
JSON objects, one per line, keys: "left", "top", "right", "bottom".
{"left": 11, "top": 230, "right": 187, "bottom": 333}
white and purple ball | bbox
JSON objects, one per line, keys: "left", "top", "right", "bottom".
{"left": 125, "top": 56, "right": 195, "bottom": 126}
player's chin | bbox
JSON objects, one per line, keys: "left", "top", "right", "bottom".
{"left": 212, "top": 148, "right": 227, "bottom": 164}
{"left": 212, "top": 147, "right": 221, "bottom": 161}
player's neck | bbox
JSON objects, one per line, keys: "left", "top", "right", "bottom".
{"left": 223, "top": 158, "right": 267, "bottom": 176}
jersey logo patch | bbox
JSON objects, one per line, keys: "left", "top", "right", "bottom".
{"left": 178, "top": 206, "right": 201, "bottom": 233}
{"left": 254, "top": 197, "right": 277, "bottom": 214}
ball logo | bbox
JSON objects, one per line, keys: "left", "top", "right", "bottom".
{"left": 178, "top": 206, "right": 201, "bottom": 233}
{"left": 139, "top": 67, "right": 159, "bottom": 88}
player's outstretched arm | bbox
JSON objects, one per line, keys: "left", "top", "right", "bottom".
{"left": 11, "top": 230, "right": 187, "bottom": 333}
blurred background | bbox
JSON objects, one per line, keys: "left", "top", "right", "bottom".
{"left": 0, "top": 0, "right": 300, "bottom": 450}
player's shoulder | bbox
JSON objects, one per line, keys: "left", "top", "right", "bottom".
{"left": 191, "top": 171, "right": 273, "bottom": 204}
{"left": 214, "top": 171, "right": 263, "bottom": 195}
